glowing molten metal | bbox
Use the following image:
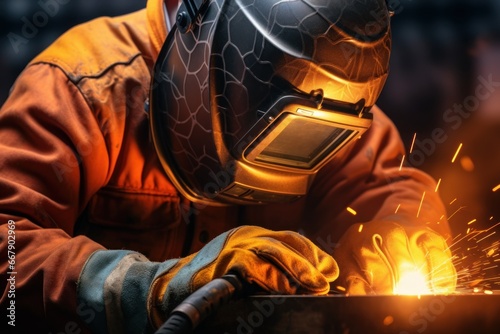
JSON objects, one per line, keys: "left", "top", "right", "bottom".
{"left": 394, "top": 269, "right": 432, "bottom": 295}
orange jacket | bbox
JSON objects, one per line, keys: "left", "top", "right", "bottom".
{"left": 0, "top": 0, "right": 450, "bottom": 332}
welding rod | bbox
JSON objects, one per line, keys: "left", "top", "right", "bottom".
{"left": 154, "top": 274, "right": 244, "bottom": 334}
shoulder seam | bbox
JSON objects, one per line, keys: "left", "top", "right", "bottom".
{"left": 29, "top": 52, "right": 143, "bottom": 85}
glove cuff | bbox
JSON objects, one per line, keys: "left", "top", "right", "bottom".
{"left": 77, "top": 250, "right": 178, "bottom": 334}
{"left": 148, "top": 230, "right": 232, "bottom": 328}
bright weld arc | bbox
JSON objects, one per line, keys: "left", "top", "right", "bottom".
{"left": 394, "top": 269, "right": 431, "bottom": 296}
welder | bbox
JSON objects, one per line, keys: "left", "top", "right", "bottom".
{"left": 0, "top": 0, "right": 457, "bottom": 333}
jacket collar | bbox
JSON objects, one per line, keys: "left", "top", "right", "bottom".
{"left": 146, "top": 0, "right": 171, "bottom": 60}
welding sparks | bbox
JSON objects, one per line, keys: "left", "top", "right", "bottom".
{"left": 435, "top": 178, "right": 442, "bottom": 192}
{"left": 476, "top": 232, "right": 496, "bottom": 244}
{"left": 447, "top": 206, "right": 466, "bottom": 220}
{"left": 416, "top": 191, "right": 425, "bottom": 218}
{"left": 335, "top": 285, "right": 346, "bottom": 292}
{"left": 493, "top": 184, "right": 500, "bottom": 192}
{"left": 467, "top": 219, "right": 477, "bottom": 225}
{"left": 409, "top": 133, "right": 417, "bottom": 153}
{"left": 358, "top": 224, "right": 364, "bottom": 233}
{"left": 451, "top": 143, "right": 463, "bottom": 163}
{"left": 399, "top": 155, "right": 405, "bottom": 171}
{"left": 450, "top": 220, "right": 500, "bottom": 292}
{"left": 346, "top": 207, "right": 357, "bottom": 215}
{"left": 395, "top": 204, "right": 401, "bottom": 214}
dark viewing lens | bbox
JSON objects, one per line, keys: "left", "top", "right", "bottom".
{"left": 256, "top": 116, "right": 354, "bottom": 168}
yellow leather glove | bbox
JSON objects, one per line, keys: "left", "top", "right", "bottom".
{"left": 148, "top": 225, "right": 339, "bottom": 327}
{"left": 332, "top": 220, "right": 456, "bottom": 295}
{"left": 78, "top": 225, "right": 338, "bottom": 333}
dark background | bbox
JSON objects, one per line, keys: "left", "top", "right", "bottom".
{"left": 1, "top": 0, "right": 499, "bottom": 288}
{"left": 0, "top": 0, "right": 147, "bottom": 104}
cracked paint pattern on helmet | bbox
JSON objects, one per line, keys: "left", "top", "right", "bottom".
{"left": 152, "top": 0, "right": 391, "bottom": 198}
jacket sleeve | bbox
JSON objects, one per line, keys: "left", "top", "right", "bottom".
{"left": 304, "top": 105, "right": 451, "bottom": 249}
{"left": 0, "top": 63, "right": 112, "bottom": 332}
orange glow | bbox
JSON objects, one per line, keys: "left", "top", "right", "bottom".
{"left": 460, "top": 156, "right": 475, "bottom": 171}
{"left": 383, "top": 315, "right": 394, "bottom": 326}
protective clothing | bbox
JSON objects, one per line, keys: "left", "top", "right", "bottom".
{"left": 79, "top": 225, "right": 338, "bottom": 332}
{"left": 0, "top": 0, "right": 455, "bottom": 332}
{"left": 333, "top": 220, "right": 457, "bottom": 295}
{"left": 150, "top": 0, "right": 391, "bottom": 205}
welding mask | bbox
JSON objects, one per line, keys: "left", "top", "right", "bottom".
{"left": 150, "top": 0, "right": 392, "bottom": 205}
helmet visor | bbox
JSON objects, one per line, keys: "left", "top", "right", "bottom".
{"left": 241, "top": 95, "right": 372, "bottom": 173}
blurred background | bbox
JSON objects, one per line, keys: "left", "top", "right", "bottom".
{"left": 0, "top": 0, "right": 499, "bottom": 288}
{"left": 0, "top": 0, "right": 146, "bottom": 104}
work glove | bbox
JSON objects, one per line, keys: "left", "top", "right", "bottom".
{"left": 77, "top": 225, "right": 338, "bottom": 333}
{"left": 332, "top": 220, "right": 457, "bottom": 295}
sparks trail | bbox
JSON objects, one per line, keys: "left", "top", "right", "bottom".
{"left": 449, "top": 221, "right": 500, "bottom": 292}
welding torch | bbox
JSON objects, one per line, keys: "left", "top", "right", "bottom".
{"left": 154, "top": 273, "right": 245, "bottom": 334}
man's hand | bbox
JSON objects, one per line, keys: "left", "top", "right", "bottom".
{"left": 332, "top": 220, "right": 457, "bottom": 295}
{"left": 77, "top": 225, "right": 338, "bottom": 332}
{"left": 148, "top": 225, "right": 339, "bottom": 326}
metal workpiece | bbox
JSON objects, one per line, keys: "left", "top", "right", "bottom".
{"left": 197, "top": 292, "right": 500, "bottom": 334}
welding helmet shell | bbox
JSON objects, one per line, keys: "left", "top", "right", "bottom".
{"left": 150, "top": 0, "right": 392, "bottom": 205}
